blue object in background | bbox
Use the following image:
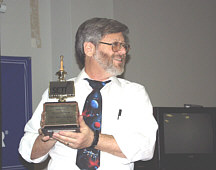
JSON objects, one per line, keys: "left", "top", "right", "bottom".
{"left": 1, "top": 56, "right": 33, "bottom": 170}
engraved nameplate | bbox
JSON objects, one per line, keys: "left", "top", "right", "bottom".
{"left": 42, "top": 101, "right": 79, "bottom": 137}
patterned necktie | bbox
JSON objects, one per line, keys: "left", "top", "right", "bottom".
{"left": 76, "top": 78, "right": 111, "bottom": 170}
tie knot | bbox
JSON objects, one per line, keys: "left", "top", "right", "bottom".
{"left": 85, "top": 78, "right": 111, "bottom": 90}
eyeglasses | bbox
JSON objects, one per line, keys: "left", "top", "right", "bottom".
{"left": 99, "top": 41, "right": 130, "bottom": 53}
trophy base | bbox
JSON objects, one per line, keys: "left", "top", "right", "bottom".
{"left": 42, "top": 101, "right": 80, "bottom": 137}
{"left": 42, "top": 125, "right": 80, "bottom": 137}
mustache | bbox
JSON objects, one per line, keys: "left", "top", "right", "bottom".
{"left": 112, "top": 54, "right": 125, "bottom": 59}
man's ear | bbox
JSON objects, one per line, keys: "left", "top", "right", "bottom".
{"left": 84, "top": 42, "right": 96, "bottom": 57}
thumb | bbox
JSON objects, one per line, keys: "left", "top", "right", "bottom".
{"left": 78, "top": 115, "right": 86, "bottom": 128}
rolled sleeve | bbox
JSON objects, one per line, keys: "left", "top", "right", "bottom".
{"left": 19, "top": 132, "right": 48, "bottom": 163}
{"left": 18, "top": 89, "right": 50, "bottom": 163}
{"left": 113, "top": 118, "right": 158, "bottom": 163}
{"left": 113, "top": 85, "right": 158, "bottom": 163}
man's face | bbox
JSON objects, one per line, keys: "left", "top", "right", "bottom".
{"left": 93, "top": 32, "right": 128, "bottom": 76}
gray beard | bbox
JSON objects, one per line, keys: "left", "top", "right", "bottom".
{"left": 93, "top": 51, "right": 125, "bottom": 76}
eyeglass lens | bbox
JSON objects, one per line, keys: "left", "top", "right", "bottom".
{"left": 113, "top": 42, "right": 130, "bottom": 53}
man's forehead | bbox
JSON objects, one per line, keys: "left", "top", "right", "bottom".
{"left": 101, "top": 32, "right": 124, "bottom": 42}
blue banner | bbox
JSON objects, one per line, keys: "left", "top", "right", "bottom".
{"left": 1, "top": 56, "right": 33, "bottom": 170}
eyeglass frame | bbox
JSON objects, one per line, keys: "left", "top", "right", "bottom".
{"left": 99, "top": 41, "right": 130, "bottom": 53}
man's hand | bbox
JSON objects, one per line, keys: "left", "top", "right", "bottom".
{"left": 38, "top": 111, "right": 56, "bottom": 142}
{"left": 52, "top": 116, "right": 94, "bottom": 149}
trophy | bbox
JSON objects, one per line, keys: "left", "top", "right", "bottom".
{"left": 41, "top": 55, "right": 80, "bottom": 137}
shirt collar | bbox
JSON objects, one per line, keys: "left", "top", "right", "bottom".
{"left": 74, "top": 68, "right": 121, "bottom": 87}
{"left": 74, "top": 69, "right": 90, "bottom": 84}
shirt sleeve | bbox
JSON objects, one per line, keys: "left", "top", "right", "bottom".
{"left": 18, "top": 89, "right": 50, "bottom": 163}
{"left": 112, "top": 84, "right": 158, "bottom": 163}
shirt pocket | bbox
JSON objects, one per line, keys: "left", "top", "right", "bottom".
{"left": 101, "top": 104, "right": 123, "bottom": 135}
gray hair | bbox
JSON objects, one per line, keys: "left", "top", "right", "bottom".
{"left": 75, "top": 17, "right": 129, "bottom": 68}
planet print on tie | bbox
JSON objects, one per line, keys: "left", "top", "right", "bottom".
{"left": 76, "top": 78, "right": 111, "bottom": 170}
